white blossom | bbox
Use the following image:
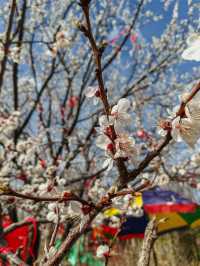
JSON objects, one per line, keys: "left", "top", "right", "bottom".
{"left": 110, "top": 98, "right": 131, "bottom": 133}
{"left": 182, "top": 33, "right": 200, "bottom": 61}
{"left": 85, "top": 86, "right": 100, "bottom": 105}
{"left": 55, "top": 176, "right": 66, "bottom": 186}
{"left": 55, "top": 31, "right": 71, "bottom": 49}
{"left": 185, "top": 93, "right": 200, "bottom": 122}
{"left": 96, "top": 131, "right": 138, "bottom": 168}
{"left": 114, "top": 133, "right": 138, "bottom": 164}
{"left": 152, "top": 175, "right": 170, "bottom": 186}
{"left": 38, "top": 181, "right": 52, "bottom": 195}
{"left": 171, "top": 116, "right": 200, "bottom": 148}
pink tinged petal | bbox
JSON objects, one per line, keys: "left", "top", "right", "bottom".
{"left": 114, "top": 135, "right": 137, "bottom": 159}
{"left": 117, "top": 98, "right": 130, "bottom": 112}
{"left": 109, "top": 36, "right": 119, "bottom": 45}
{"left": 130, "top": 34, "right": 137, "bottom": 44}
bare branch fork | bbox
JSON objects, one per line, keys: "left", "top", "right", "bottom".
{"left": 2, "top": 189, "right": 94, "bottom": 207}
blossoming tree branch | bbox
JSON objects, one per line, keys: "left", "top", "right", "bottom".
{"left": 0, "top": 0, "right": 199, "bottom": 265}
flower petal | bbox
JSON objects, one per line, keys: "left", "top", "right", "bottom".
{"left": 117, "top": 98, "right": 130, "bottom": 112}
{"left": 186, "top": 102, "right": 200, "bottom": 122}
{"left": 96, "top": 135, "right": 111, "bottom": 150}
{"left": 111, "top": 104, "right": 118, "bottom": 114}
{"left": 182, "top": 45, "right": 200, "bottom": 61}
{"left": 186, "top": 33, "right": 200, "bottom": 46}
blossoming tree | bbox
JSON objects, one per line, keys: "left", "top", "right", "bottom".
{"left": 0, "top": 0, "right": 200, "bottom": 265}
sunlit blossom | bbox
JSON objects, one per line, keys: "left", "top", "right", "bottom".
{"left": 114, "top": 133, "right": 138, "bottom": 164}
{"left": 110, "top": 98, "right": 131, "bottom": 133}
{"left": 171, "top": 117, "right": 200, "bottom": 148}
{"left": 182, "top": 33, "right": 200, "bottom": 61}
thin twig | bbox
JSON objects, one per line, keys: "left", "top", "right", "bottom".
{"left": 2, "top": 189, "right": 94, "bottom": 207}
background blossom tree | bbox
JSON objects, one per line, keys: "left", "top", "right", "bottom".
{"left": 0, "top": 0, "right": 199, "bottom": 265}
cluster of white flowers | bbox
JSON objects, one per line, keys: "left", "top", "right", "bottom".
{"left": 158, "top": 91, "right": 200, "bottom": 148}
{"left": 46, "top": 200, "right": 89, "bottom": 232}
{"left": 182, "top": 33, "right": 200, "bottom": 62}
{"left": 178, "top": 32, "right": 200, "bottom": 150}
{"left": 0, "top": 111, "right": 20, "bottom": 137}
{"left": 49, "top": 31, "right": 72, "bottom": 57}
{"left": 152, "top": 174, "right": 170, "bottom": 187}
{"left": 172, "top": 93, "right": 200, "bottom": 148}
{"left": 86, "top": 97, "right": 138, "bottom": 171}
{"left": 88, "top": 179, "right": 106, "bottom": 201}
{"left": 47, "top": 203, "right": 59, "bottom": 222}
